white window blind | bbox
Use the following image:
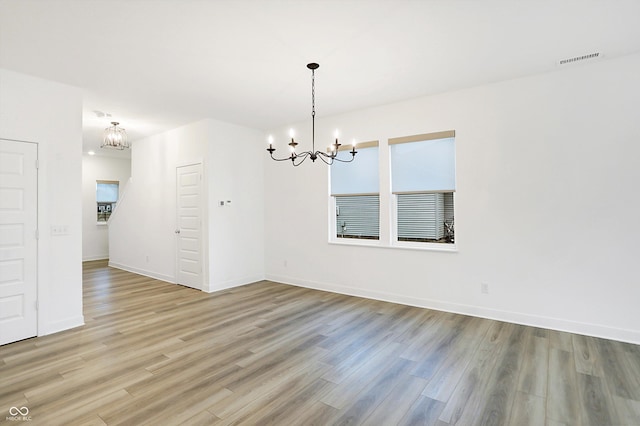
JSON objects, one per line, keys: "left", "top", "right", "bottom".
{"left": 330, "top": 143, "right": 380, "bottom": 240}
{"left": 331, "top": 144, "right": 379, "bottom": 195}
{"left": 390, "top": 136, "right": 455, "bottom": 193}
{"left": 96, "top": 181, "right": 119, "bottom": 202}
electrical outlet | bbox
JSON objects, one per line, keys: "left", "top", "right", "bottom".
{"left": 481, "top": 283, "right": 489, "bottom": 294}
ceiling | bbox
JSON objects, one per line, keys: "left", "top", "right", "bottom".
{"left": 2, "top": 0, "right": 640, "bottom": 158}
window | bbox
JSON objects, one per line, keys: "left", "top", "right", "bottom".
{"left": 396, "top": 192, "right": 454, "bottom": 242}
{"left": 330, "top": 142, "right": 379, "bottom": 241}
{"left": 390, "top": 131, "right": 455, "bottom": 245}
{"left": 96, "top": 180, "right": 119, "bottom": 222}
{"left": 336, "top": 195, "right": 379, "bottom": 240}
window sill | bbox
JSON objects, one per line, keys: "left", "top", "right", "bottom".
{"left": 96, "top": 221, "right": 108, "bottom": 226}
{"left": 329, "top": 238, "right": 383, "bottom": 249}
{"left": 391, "top": 241, "right": 457, "bottom": 252}
{"left": 329, "top": 238, "right": 458, "bottom": 253}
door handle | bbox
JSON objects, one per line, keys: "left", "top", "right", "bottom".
{"left": 175, "top": 229, "right": 181, "bottom": 234}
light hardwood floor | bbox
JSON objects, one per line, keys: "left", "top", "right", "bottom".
{"left": 1, "top": 260, "right": 640, "bottom": 425}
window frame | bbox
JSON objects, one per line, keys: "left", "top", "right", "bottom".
{"left": 389, "top": 131, "right": 456, "bottom": 251}
{"left": 390, "top": 191, "right": 457, "bottom": 251}
{"left": 327, "top": 132, "right": 458, "bottom": 253}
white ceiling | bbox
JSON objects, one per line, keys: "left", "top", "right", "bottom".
{"left": 2, "top": 0, "right": 640, "bottom": 157}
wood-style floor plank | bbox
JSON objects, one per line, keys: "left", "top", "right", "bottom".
{"left": 547, "top": 348, "right": 582, "bottom": 425}
{"left": 361, "top": 374, "right": 427, "bottom": 426}
{"left": 576, "top": 372, "right": 618, "bottom": 426}
{"left": 437, "top": 321, "right": 513, "bottom": 425}
{"left": 0, "top": 260, "right": 638, "bottom": 425}
{"left": 332, "top": 357, "right": 415, "bottom": 425}
{"left": 476, "top": 324, "right": 526, "bottom": 425}
{"left": 509, "top": 391, "right": 545, "bottom": 426}
{"left": 398, "top": 394, "right": 446, "bottom": 426}
{"left": 572, "top": 334, "right": 603, "bottom": 378}
{"left": 516, "top": 327, "right": 548, "bottom": 398}
{"left": 421, "top": 316, "right": 491, "bottom": 402}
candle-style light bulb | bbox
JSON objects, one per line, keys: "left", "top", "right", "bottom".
{"left": 352, "top": 138, "right": 356, "bottom": 147}
{"left": 268, "top": 135, "right": 274, "bottom": 147}
{"left": 289, "top": 128, "right": 295, "bottom": 139}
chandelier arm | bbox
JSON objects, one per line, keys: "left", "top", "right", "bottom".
{"left": 317, "top": 150, "right": 357, "bottom": 163}
{"left": 316, "top": 152, "right": 334, "bottom": 165}
{"left": 331, "top": 154, "right": 356, "bottom": 163}
{"left": 317, "top": 151, "right": 337, "bottom": 159}
{"left": 292, "top": 152, "right": 311, "bottom": 166}
{"left": 269, "top": 152, "right": 297, "bottom": 162}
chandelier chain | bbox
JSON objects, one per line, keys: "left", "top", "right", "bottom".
{"left": 311, "top": 68, "right": 315, "bottom": 118}
{"left": 311, "top": 68, "right": 315, "bottom": 152}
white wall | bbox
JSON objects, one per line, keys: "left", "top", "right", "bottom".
{"left": 108, "top": 119, "right": 209, "bottom": 282}
{"left": 205, "top": 119, "right": 265, "bottom": 291}
{"left": 81, "top": 155, "right": 131, "bottom": 261}
{"left": 0, "top": 68, "right": 84, "bottom": 335}
{"left": 264, "top": 53, "right": 640, "bottom": 344}
{"left": 108, "top": 118, "right": 264, "bottom": 291}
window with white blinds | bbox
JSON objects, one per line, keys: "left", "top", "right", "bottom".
{"left": 330, "top": 142, "right": 379, "bottom": 240}
{"left": 335, "top": 195, "right": 380, "bottom": 240}
{"left": 397, "top": 192, "right": 454, "bottom": 242}
{"left": 390, "top": 131, "right": 455, "bottom": 244}
{"left": 96, "top": 180, "right": 119, "bottom": 222}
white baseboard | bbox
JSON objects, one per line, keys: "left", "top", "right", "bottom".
{"left": 107, "top": 262, "right": 264, "bottom": 293}
{"left": 108, "top": 261, "right": 175, "bottom": 284}
{"left": 265, "top": 273, "right": 640, "bottom": 345}
{"left": 82, "top": 255, "right": 108, "bottom": 262}
{"left": 205, "top": 274, "right": 266, "bottom": 293}
{"left": 39, "top": 315, "right": 85, "bottom": 336}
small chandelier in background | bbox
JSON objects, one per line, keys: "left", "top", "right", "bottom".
{"left": 267, "top": 63, "right": 357, "bottom": 166}
{"left": 102, "top": 121, "right": 129, "bottom": 150}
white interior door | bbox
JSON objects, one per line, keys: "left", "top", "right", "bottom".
{"left": 0, "top": 139, "right": 38, "bottom": 345}
{"left": 176, "top": 163, "right": 202, "bottom": 290}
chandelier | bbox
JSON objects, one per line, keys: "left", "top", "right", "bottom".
{"left": 101, "top": 121, "right": 129, "bottom": 150}
{"left": 267, "top": 63, "right": 357, "bottom": 166}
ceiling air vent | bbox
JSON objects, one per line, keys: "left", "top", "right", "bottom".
{"left": 558, "top": 52, "right": 601, "bottom": 66}
{"left": 93, "top": 110, "right": 112, "bottom": 118}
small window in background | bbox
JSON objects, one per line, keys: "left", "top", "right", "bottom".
{"left": 330, "top": 142, "right": 380, "bottom": 241}
{"left": 96, "top": 180, "right": 119, "bottom": 222}
{"left": 390, "top": 131, "right": 455, "bottom": 245}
